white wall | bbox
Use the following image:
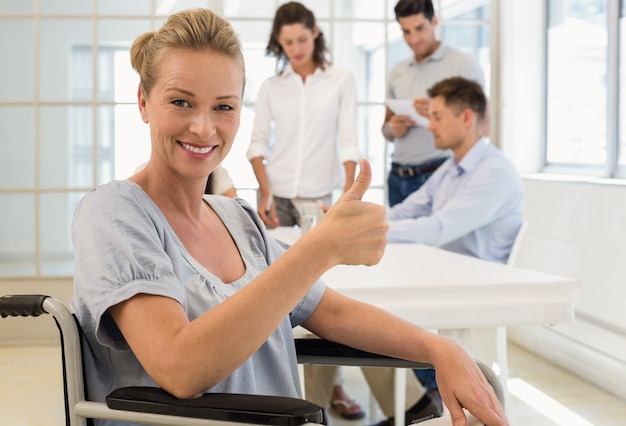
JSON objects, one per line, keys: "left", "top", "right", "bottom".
{"left": 510, "top": 177, "right": 626, "bottom": 400}
{"left": 499, "top": 0, "right": 626, "bottom": 400}
{"left": 498, "top": 0, "right": 545, "bottom": 172}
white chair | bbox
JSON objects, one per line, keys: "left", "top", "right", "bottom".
{"left": 496, "top": 220, "right": 530, "bottom": 374}
{"left": 507, "top": 221, "right": 529, "bottom": 267}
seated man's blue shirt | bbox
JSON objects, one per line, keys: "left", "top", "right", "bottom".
{"left": 386, "top": 138, "right": 524, "bottom": 263}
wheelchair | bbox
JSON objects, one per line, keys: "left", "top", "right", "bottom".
{"left": 1, "top": 294, "right": 504, "bottom": 426}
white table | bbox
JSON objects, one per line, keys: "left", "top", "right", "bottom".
{"left": 269, "top": 227, "right": 581, "bottom": 424}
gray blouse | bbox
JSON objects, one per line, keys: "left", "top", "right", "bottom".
{"left": 70, "top": 180, "right": 326, "bottom": 426}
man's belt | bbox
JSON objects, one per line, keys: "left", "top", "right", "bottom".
{"left": 391, "top": 160, "right": 444, "bottom": 178}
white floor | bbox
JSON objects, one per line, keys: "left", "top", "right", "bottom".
{"left": 327, "top": 343, "right": 626, "bottom": 426}
{"left": 1, "top": 342, "right": 625, "bottom": 425}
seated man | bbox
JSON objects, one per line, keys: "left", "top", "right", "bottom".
{"left": 385, "top": 77, "right": 524, "bottom": 260}
{"left": 362, "top": 76, "right": 524, "bottom": 425}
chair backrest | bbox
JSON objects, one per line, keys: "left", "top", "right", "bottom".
{"left": 507, "top": 220, "right": 529, "bottom": 266}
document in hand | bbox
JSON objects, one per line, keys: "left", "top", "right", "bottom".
{"left": 385, "top": 99, "right": 430, "bottom": 127}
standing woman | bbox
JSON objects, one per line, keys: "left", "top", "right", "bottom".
{"left": 247, "top": 1, "right": 360, "bottom": 229}
{"left": 246, "top": 2, "right": 363, "bottom": 419}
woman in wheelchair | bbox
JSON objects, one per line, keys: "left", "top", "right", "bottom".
{"left": 69, "top": 8, "right": 507, "bottom": 426}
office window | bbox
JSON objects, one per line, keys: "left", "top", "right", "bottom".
{"left": 617, "top": 0, "right": 626, "bottom": 172}
{"left": 546, "top": 0, "right": 607, "bottom": 168}
{"left": 545, "top": 0, "right": 626, "bottom": 177}
{"left": 440, "top": 4, "right": 491, "bottom": 93}
{"left": 0, "top": 0, "right": 491, "bottom": 277}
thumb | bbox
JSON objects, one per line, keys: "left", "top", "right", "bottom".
{"left": 342, "top": 158, "right": 371, "bottom": 202}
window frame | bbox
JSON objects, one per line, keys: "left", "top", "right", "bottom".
{"left": 0, "top": 0, "right": 492, "bottom": 278}
{"left": 543, "top": 0, "right": 624, "bottom": 179}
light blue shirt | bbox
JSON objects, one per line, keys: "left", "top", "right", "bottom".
{"left": 386, "top": 138, "right": 524, "bottom": 264}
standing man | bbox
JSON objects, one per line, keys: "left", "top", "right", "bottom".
{"left": 383, "top": 0, "right": 484, "bottom": 207}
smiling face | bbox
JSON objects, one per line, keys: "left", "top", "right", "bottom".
{"left": 398, "top": 13, "right": 439, "bottom": 62}
{"left": 277, "top": 23, "right": 319, "bottom": 70}
{"left": 138, "top": 48, "right": 244, "bottom": 182}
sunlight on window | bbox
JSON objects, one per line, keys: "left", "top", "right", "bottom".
{"left": 155, "top": 0, "right": 177, "bottom": 16}
{"left": 0, "top": 0, "right": 493, "bottom": 277}
{"left": 113, "top": 50, "right": 151, "bottom": 180}
{"left": 114, "top": 51, "right": 138, "bottom": 103}
{"left": 618, "top": 6, "right": 626, "bottom": 167}
{"left": 508, "top": 378, "right": 594, "bottom": 426}
{"left": 546, "top": 0, "right": 607, "bottom": 167}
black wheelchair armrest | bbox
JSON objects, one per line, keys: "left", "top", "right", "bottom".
{"left": 106, "top": 387, "right": 323, "bottom": 426}
{"left": 104, "top": 339, "right": 432, "bottom": 426}
{"left": 295, "top": 338, "right": 505, "bottom": 406}
{"left": 295, "top": 338, "right": 433, "bottom": 369}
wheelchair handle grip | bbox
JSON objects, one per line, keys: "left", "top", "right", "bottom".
{"left": 0, "top": 294, "right": 49, "bottom": 318}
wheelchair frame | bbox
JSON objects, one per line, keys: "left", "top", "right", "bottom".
{"left": 1, "top": 294, "right": 504, "bottom": 426}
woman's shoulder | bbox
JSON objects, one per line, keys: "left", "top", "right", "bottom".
{"left": 206, "top": 195, "right": 258, "bottom": 223}
{"left": 76, "top": 180, "right": 154, "bottom": 220}
{"left": 206, "top": 196, "right": 279, "bottom": 255}
{"left": 83, "top": 180, "right": 145, "bottom": 202}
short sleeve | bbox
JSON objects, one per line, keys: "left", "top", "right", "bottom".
{"left": 72, "top": 182, "right": 186, "bottom": 349}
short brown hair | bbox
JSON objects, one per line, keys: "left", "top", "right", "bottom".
{"left": 427, "top": 77, "right": 486, "bottom": 122}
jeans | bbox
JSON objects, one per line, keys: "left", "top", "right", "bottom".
{"left": 387, "top": 158, "right": 447, "bottom": 206}
{"left": 387, "top": 170, "right": 432, "bottom": 207}
{"left": 414, "top": 368, "right": 438, "bottom": 392}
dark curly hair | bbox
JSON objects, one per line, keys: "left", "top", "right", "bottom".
{"left": 266, "top": 2, "right": 330, "bottom": 74}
